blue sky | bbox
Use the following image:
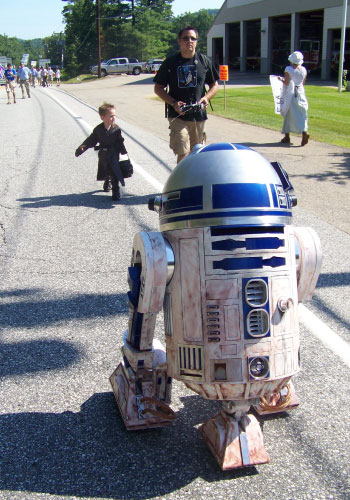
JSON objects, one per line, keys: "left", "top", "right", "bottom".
{"left": 2, "top": 0, "right": 224, "bottom": 39}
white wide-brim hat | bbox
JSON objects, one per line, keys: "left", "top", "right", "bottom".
{"left": 288, "top": 51, "right": 304, "bottom": 65}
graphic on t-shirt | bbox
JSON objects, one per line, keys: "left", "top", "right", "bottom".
{"left": 4, "top": 68, "right": 16, "bottom": 81}
{"left": 177, "top": 65, "right": 197, "bottom": 87}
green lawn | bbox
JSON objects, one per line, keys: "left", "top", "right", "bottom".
{"left": 209, "top": 86, "right": 350, "bottom": 148}
{"left": 62, "top": 74, "right": 98, "bottom": 84}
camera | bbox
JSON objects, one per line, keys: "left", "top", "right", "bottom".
{"left": 180, "top": 102, "right": 204, "bottom": 114}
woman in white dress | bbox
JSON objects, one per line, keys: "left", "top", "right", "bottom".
{"left": 280, "top": 51, "right": 309, "bottom": 146}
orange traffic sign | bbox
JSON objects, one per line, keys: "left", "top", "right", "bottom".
{"left": 219, "top": 65, "right": 229, "bottom": 81}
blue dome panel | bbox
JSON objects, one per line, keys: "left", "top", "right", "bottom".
{"left": 213, "top": 183, "right": 271, "bottom": 209}
{"left": 199, "top": 143, "right": 251, "bottom": 153}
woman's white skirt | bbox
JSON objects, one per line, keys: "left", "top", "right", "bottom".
{"left": 282, "top": 88, "right": 308, "bottom": 134}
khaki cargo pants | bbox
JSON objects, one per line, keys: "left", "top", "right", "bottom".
{"left": 168, "top": 118, "right": 206, "bottom": 156}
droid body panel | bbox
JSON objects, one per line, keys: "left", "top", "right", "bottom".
{"left": 110, "top": 143, "right": 322, "bottom": 469}
{"left": 163, "top": 225, "right": 299, "bottom": 399}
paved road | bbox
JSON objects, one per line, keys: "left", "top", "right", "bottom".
{"left": 63, "top": 73, "right": 350, "bottom": 234}
{"left": 0, "top": 79, "right": 349, "bottom": 500}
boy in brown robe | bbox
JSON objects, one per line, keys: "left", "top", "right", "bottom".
{"left": 75, "top": 103, "right": 128, "bottom": 201}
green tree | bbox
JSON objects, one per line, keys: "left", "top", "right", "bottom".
{"left": 0, "top": 35, "right": 28, "bottom": 65}
{"left": 44, "top": 33, "right": 65, "bottom": 67}
{"left": 170, "top": 9, "right": 217, "bottom": 55}
{"left": 61, "top": 0, "right": 175, "bottom": 71}
{"left": 134, "top": 9, "right": 173, "bottom": 59}
{"left": 62, "top": 0, "right": 97, "bottom": 74}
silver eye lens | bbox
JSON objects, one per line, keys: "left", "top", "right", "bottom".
{"left": 249, "top": 357, "right": 269, "bottom": 379}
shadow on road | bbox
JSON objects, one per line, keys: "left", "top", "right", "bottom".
{"left": 0, "top": 289, "right": 128, "bottom": 377}
{"left": 1, "top": 339, "right": 81, "bottom": 376}
{"left": 124, "top": 75, "right": 155, "bottom": 86}
{"left": 292, "top": 152, "right": 350, "bottom": 184}
{"left": 240, "top": 141, "right": 299, "bottom": 149}
{"left": 0, "top": 289, "right": 128, "bottom": 329}
{"left": 17, "top": 192, "right": 154, "bottom": 209}
{"left": 17, "top": 190, "right": 118, "bottom": 209}
{"left": 0, "top": 393, "right": 257, "bottom": 499}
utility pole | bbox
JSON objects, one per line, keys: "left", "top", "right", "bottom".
{"left": 97, "top": 0, "right": 102, "bottom": 78}
{"left": 338, "top": 0, "right": 348, "bottom": 92}
{"left": 131, "top": 0, "right": 135, "bottom": 26}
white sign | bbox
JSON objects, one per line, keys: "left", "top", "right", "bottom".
{"left": 21, "top": 53, "right": 29, "bottom": 64}
{"left": 39, "top": 58, "right": 51, "bottom": 66}
{"left": 31, "top": 61, "right": 37, "bottom": 67}
{"left": 269, "top": 75, "right": 293, "bottom": 117}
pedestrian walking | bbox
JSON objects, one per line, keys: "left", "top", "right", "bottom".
{"left": 37, "top": 68, "right": 42, "bottom": 86}
{"left": 75, "top": 102, "right": 129, "bottom": 202}
{"left": 154, "top": 26, "right": 219, "bottom": 163}
{"left": 279, "top": 51, "right": 309, "bottom": 146}
{"left": 30, "top": 65, "right": 37, "bottom": 87}
{"left": 55, "top": 68, "right": 61, "bottom": 86}
{"left": 40, "top": 66, "right": 48, "bottom": 87}
{"left": 4, "top": 63, "right": 17, "bottom": 104}
{"left": 48, "top": 66, "right": 54, "bottom": 86}
{"left": 17, "top": 62, "right": 31, "bottom": 98}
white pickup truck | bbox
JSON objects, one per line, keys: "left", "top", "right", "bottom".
{"left": 90, "top": 57, "right": 146, "bottom": 76}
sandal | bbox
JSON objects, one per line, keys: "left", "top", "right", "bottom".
{"left": 281, "top": 136, "right": 291, "bottom": 144}
{"left": 301, "top": 133, "right": 309, "bottom": 146}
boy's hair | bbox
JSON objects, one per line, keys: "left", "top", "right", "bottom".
{"left": 99, "top": 102, "right": 115, "bottom": 116}
{"left": 178, "top": 26, "right": 198, "bottom": 39}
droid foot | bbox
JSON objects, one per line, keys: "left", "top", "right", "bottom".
{"left": 199, "top": 410, "right": 270, "bottom": 469}
{"left": 110, "top": 363, "right": 175, "bottom": 430}
{"left": 254, "top": 382, "right": 300, "bottom": 415}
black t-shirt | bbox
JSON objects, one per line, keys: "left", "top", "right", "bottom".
{"left": 154, "top": 52, "right": 219, "bottom": 121}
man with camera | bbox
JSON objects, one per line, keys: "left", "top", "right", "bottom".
{"left": 154, "top": 26, "right": 219, "bottom": 164}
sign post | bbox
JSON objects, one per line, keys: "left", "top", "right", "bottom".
{"left": 219, "top": 65, "right": 229, "bottom": 110}
{"left": 21, "top": 54, "right": 29, "bottom": 65}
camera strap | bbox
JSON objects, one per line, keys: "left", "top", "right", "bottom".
{"left": 198, "top": 53, "right": 214, "bottom": 111}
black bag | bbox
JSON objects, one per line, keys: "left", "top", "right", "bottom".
{"left": 119, "top": 158, "right": 133, "bottom": 178}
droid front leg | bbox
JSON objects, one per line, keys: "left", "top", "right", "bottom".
{"left": 199, "top": 400, "right": 270, "bottom": 470}
{"left": 110, "top": 232, "right": 175, "bottom": 429}
{"left": 110, "top": 333, "right": 174, "bottom": 429}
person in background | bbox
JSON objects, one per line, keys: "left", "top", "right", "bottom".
{"left": 40, "top": 66, "right": 48, "bottom": 87}
{"left": 37, "top": 67, "right": 42, "bottom": 86}
{"left": 154, "top": 26, "right": 219, "bottom": 164}
{"left": 55, "top": 67, "right": 61, "bottom": 86}
{"left": 17, "top": 62, "right": 31, "bottom": 99}
{"left": 30, "top": 66, "right": 37, "bottom": 87}
{"left": 279, "top": 51, "right": 309, "bottom": 146}
{"left": 48, "top": 66, "right": 54, "bottom": 86}
{"left": 74, "top": 102, "right": 128, "bottom": 202}
{"left": 4, "top": 63, "right": 17, "bottom": 104}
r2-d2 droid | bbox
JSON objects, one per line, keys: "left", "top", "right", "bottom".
{"left": 110, "top": 143, "right": 321, "bottom": 470}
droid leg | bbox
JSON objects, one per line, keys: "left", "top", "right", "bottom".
{"left": 110, "top": 334, "right": 174, "bottom": 430}
{"left": 110, "top": 232, "right": 175, "bottom": 430}
{"left": 254, "top": 382, "right": 300, "bottom": 415}
{"left": 199, "top": 401, "right": 270, "bottom": 470}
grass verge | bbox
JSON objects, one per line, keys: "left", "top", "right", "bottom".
{"left": 209, "top": 85, "right": 350, "bottom": 148}
{"left": 62, "top": 74, "right": 98, "bottom": 84}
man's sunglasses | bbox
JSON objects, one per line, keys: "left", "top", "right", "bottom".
{"left": 181, "top": 36, "right": 197, "bottom": 42}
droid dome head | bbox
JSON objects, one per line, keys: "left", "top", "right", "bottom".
{"left": 149, "top": 143, "right": 296, "bottom": 232}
